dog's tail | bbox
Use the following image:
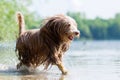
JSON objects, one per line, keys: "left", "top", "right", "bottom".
{"left": 16, "top": 12, "right": 25, "bottom": 36}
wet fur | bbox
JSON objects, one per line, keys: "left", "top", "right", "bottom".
{"left": 16, "top": 12, "right": 79, "bottom": 74}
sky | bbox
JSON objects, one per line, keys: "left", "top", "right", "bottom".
{"left": 29, "top": 0, "right": 120, "bottom": 19}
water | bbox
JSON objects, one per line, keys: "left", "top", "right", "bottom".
{"left": 0, "top": 41, "right": 120, "bottom": 80}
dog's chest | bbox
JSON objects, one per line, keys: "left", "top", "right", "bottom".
{"left": 60, "top": 43, "right": 69, "bottom": 52}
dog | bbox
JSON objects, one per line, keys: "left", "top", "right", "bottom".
{"left": 15, "top": 12, "right": 80, "bottom": 75}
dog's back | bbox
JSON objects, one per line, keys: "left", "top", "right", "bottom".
{"left": 16, "top": 13, "right": 41, "bottom": 69}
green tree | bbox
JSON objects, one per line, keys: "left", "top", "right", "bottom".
{"left": 107, "top": 13, "right": 120, "bottom": 39}
{"left": 0, "top": 0, "right": 41, "bottom": 41}
{"left": 88, "top": 17, "right": 109, "bottom": 40}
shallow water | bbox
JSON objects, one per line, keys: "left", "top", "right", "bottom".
{"left": 0, "top": 41, "right": 120, "bottom": 80}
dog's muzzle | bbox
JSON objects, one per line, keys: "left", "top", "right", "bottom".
{"left": 68, "top": 30, "right": 80, "bottom": 40}
{"left": 74, "top": 30, "right": 80, "bottom": 37}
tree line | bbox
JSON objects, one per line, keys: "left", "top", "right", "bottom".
{"left": 67, "top": 12, "right": 120, "bottom": 40}
{"left": 0, "top": 0, "right": 120, "bottom": 41}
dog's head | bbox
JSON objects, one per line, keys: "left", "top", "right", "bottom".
{"left": 43, "top": 14, "right": 80, "bottom": 42}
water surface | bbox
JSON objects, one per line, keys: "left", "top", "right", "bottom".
{"left": 0, "top": 41, "right": 120, "bottom": 80}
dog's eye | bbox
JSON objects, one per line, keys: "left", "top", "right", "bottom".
{"left": 68, "top": 24, "right": 70, "bottom": 27}
{"left": 66, "top": 23, "right": 70, "bottom": 29}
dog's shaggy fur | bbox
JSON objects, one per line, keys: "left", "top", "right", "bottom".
{"left": 15, "top": 12, "right": 80, "bottom": 74}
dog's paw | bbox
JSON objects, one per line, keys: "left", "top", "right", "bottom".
{"left": 62, "top": 70, "right": 68, "bottom": 75}
{"left": 28, "top": 66, "right": 35, "bottom": 72}
{"left": 17, "top": 63, "right": 21, "bottom": 69}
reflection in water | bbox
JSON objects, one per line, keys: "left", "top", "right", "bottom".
{"left": 18, "top": 73, "right": 64, "bottom": 80}
{"left": 19, "top": 74, "right": 65, "bottom": 80}
{"left": 0, "top": 41, "right": 120, "bottom": 80}
{"left": 0, "top": 66, "right": 66, "bottom": 80}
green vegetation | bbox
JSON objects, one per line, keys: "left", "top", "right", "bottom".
{"left": 0, "top": 0, "right": 41, "bottom": 41}
{"left": 0, "top": 0, "right": 120, "bottom": 41}
{"left": 67, "top": 12, "right": 120, "bottom": 40}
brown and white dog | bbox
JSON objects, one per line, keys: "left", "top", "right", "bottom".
{"left": 15, "top": 12, "right": 80, "bottom": 75}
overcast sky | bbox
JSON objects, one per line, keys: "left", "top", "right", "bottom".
{"left": 29, "top": 0, "right": 120, "bottom": 19}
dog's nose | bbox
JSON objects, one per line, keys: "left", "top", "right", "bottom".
{"left": 74, "top": 31, "right": 80, "bottom": 36}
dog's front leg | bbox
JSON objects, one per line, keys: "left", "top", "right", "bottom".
{"left": 56, "top": 62, "right": 68, "bottom": 75}
{"left": 17, "top": 62, "right": 22, "bottom": 69}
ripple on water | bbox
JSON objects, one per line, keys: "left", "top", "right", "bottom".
{"left": 0, "top": 41, "right": 120, "bottom": 80}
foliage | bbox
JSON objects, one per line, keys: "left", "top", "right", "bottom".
{"left": 67, "top": 12, "right": 120, "bottom": 40}
{"left": 0, "top": 0, "right": 41, "bottom": 41}
{"left": 0, "top": 0, "right": 120, "bottom": 41}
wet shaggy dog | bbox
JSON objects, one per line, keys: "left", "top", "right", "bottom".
{"left": 15, "top": 12, "right": 80, "bottom": 75}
